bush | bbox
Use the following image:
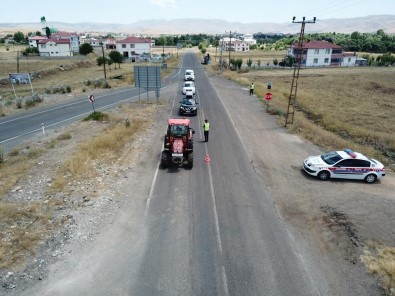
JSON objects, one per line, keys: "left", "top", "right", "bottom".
{"left": 16, "top": 99, "right": 23, "bottom": 109}
{"left": 57, "top": 132, "right": 72, "bottom": 140}
{"left": 0, "top": 145, "right": 4, "bottom": 163}
{"left": 25, "top": 94, "right": 43, "bottom": 108}
{"left": 83, "top": 111, "right": 109, "bottom": 122}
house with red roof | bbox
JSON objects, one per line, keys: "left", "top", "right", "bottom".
{"left": 51, "top": 31, "right": 80, "bottom": 53}
{"left": 37, "top": 38, "right": 72, "bottom": 57}
{"left": 287, "top": 40, "right": 357, "bottom": 67}
{"left": 116, "top": 36, "right": 152, "bottom": 59}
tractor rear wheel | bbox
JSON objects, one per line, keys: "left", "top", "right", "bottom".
{"left": 160, "top": 151, "right": 169, "bottom": 168}
{"left": 186, "top": 152, "right": 193, "bottom": 169}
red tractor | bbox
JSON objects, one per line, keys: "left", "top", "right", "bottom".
{"left": 161, "top": 118, "right": 195, "bottom": 169}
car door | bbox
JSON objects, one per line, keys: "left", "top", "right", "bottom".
{"left": 352, "top": 159, "right": 372, "bottom": 179}
{"left": 332, "top": 159, "right": 356, "bottom": 179}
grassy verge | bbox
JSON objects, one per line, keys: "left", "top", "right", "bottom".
{"left": 361, "top": 241, "right": 395, "bottom": 296}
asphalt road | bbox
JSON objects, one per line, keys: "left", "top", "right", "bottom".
{"left": 12, "top": 52, "right": 333, "bottom": 296}
{"left": 127, "top": 52, "right": 328, "bottom": 295}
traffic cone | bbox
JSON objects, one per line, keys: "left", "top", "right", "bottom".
{"left": 204, "top": 154, "right": 211, "bottom": 162}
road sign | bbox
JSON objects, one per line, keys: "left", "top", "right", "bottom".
{"left": 265, "top": 93, "right": 272, "bottom": 101}
{"left": 89, "top": 95, "right": 95, "bottom": 102}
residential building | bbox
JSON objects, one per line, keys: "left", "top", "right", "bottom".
{"left": 28, "top": 36, "right": 47, "bottom": 48}
{"left": 116, "top": 36, "right": 152, "bottom": 59}
{"left": 37, "top": 38, "right": 72, "bottom": 57}
{"left": 242, "top": 33, "right": 257, "bottom": 45}
{"left": 219, "top": 37, "right": 250, "bottom": 52}
{"left": 81, "top": 37, "right": 102, "bottom": 47}
{"left": 287, "top": 40, "right": 356, "bottom": 67}
{"left": 342, "top": 52, "right": 358, "bottom": 67}
{"left": 51, "top": 31, "right": 80, "bottom": 52}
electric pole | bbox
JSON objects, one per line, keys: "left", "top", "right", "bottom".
{"left": 101, "top": 43, "right": 107, "bottom": 79}
{"left": 17, "top": 51, "right": 20, "bottom": 73}
{"left": 225, "top": 31, "right": 235, "bottom": 69}
{"left": 285, "top": 16, "right": 316, "bottom": 126}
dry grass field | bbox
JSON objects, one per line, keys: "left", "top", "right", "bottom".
{"left": 207, "top": 53, "right": 395, "bottom": 168}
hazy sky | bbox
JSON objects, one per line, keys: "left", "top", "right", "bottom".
{"left": 2, "top": 0, "right": 394, "bottom": 24}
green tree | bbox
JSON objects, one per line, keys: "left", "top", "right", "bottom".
{"left": 96, "top": 56, "right": 110, "bottom": 66}
{"left": 108, "top": 51, "right": 124, "bottom": 69}
{"left": 79, "top": 43, "right": 94, "bottom": 55}
{"left": 201, "top": 47, "right": 207, "bottom": 54}
{"left": 13, "top": 31, "right": 25, "bottom": 43}
{"left": 247, "top": 58, "right": 253, "bottom": 67}
{"left": 273, "top": 59, "right": 278, "bottom": 66}
{"left": 45, "top": 26, "right": 51, "bottom": 38}
{"left": 257, "top": 59, "right": 261, "bottom": 68}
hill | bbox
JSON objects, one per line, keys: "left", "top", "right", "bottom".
{"left": 1, "top": 15, "right": 395, "bottom": 35}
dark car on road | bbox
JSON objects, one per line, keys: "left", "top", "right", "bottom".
{"left": 179, "top": 97, "right": 198, "bottom": 116}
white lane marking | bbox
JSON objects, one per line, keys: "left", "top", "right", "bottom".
{"left": 200, "top": 108, "right": 229, "bottom": 296}
{"left": 0, "top": 88, "right": 133, "bottom": 125}
{"left": 145, "top": 84, "right": 178, "bottom": 213}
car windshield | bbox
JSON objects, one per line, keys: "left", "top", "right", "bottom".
{"left": 321, "top": 151, "right": 343, "bottom": 165}
{"left": 170, "top": 124, "right": 187, "bottom": 135}
{"left": 186, "top": 71, "right": 192, "bottom": 75}
{"left": 182, "top": 99, "right": 196, "bottom": 105}
{"left": 184, "top": 83, "right": 193, "bottom": 87}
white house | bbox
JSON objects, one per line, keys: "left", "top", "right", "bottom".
{"left": 242, "top": 33, "right": 257, "bottom": 45}
{"left": 219, "top": 37, "right": 250, "bottom": 52}
{"left": 37, "top": 38, "right": 72, "bottom": 57}
{"left": 287, "top": 40, "right": 356, "bottom": 67}
{"left": 116, "top": 36, "right": 152, "bottom": 59}
{"left": 341, "top": 52, "right": 357, "bottom": 67}
{"left": 28, "top": 36, "right": 48, "bottom": 48}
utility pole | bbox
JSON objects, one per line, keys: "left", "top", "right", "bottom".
{"left": 17, "top": 51, "right": 20, "bottom": 73}
{"left": 285, "top": 16, "right": 316, "bottom": 126}
{"left": 101, "top": 43, "right": 107, "bottom": 79}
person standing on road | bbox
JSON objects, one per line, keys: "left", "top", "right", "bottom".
{"left": 250, "top": 82, "right": 254, "bottom": 95}
{"left": 203, "top": 119, "right": 210, "bottom": 142}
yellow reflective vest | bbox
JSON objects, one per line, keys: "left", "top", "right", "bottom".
{"left": 203, "top": 122, "right": 210, "bottom": 131}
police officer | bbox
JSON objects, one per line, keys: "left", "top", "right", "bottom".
{"left": 249, "top": 82, "right": 254, "bottom": 95}
{"left": 203, "top": 119, "right": 210, "bottom": 142}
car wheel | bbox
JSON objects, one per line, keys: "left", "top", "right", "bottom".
{"left": 364, "top": 174, "right": 377, "bottom": 183}
{"left": 317, "top": 170, "right": 330, "bottom": 181}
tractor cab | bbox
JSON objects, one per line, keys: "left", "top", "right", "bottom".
{"left": 161, "top": 118, "right": 195, "bottom": 169}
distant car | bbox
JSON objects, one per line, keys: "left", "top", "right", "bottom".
{"left": 184, "top": 89, "right": 194, "bottom": 98}
{"left": 184, "top": 69, "right": 195, "bottom": 81}
{"left": 182, "top": 81, "right": 196, "bottom": 95}
{"left": 303, "top": 149, "right": 385, "bottom": 183}
{"left": 179, "top": 97, "right": 198, "bottom": 116}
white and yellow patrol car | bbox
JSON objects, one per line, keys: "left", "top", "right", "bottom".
{"left": 303, "top": 149, "right": 385, "bottom": 183}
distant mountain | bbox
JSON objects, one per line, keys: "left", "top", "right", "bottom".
{"left": 1, "top": 15, "right": 395, "bottom": 35}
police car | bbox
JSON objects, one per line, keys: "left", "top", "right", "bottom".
{"left": 303, "top": 149, "right": 385, "bottom": 183}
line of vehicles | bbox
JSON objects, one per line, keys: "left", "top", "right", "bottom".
{"left": 180, "top": 69, "right": 197, "bottom": 116}
{"left": 161, "top": 69, "right": 198, "bottom": 169}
